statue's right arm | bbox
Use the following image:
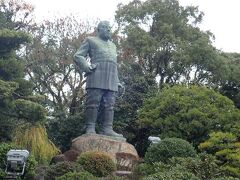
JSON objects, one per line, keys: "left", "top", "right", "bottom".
{"left": 73, "top": 39, "right": 91, "bottom": 73}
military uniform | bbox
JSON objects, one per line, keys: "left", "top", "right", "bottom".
{"left": 74, "top": 36, "right": 122, "bottom": 137}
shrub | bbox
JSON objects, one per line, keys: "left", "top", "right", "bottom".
{"left": 56, "top": 171, "right": 96, "bottom": 180}
{"left": 34, "top": 165, "right": 48, "bottom": 180}
{"left": 24, "top": 154, "right": 38, "bottom": 180}
{"left": 212, "top": 177, "right": 239, "bottom": 180}
{"left": 131, "top": 163, "right": 157, "bottom": 178}
{"left": 199, "top": 132, "right": 240, "bottom": 177}
{"left": 141, "top": 154, "right": 236, "bottom": 180}
{"left": 145, "top": 137, "right": 197, "bottom": 163}
{"left": 144, "top": 165, "right": 199, "bottom": 180}
{"left": 169, "top": 154, "right": 221, "bottom": 179}
{"left": 77, "top": 151, "right": 116, "bottom": 177}
{"left": 0, "top": 168, "right": 6, "bottom": 179}
{"left": 138, "top": 85, "right": 240, "bottom": 147}
{"left": 98, "top": 175, "right": 125, "bottom": 180}
{"left": 45, "top": 161, "right": 83, "bottom": 179}
{"left": 0, "top": 143, "right": 15, "bottom": 169}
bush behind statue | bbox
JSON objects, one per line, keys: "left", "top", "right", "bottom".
{"left": 77, "top": 151, "right": 116, "bottom": 177}
{"left": 145, "top": 137, "right": 197, "bottom": 163}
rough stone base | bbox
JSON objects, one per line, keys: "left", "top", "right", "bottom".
{"left": 71, "top": 134, "right": 139, "bottom": 170}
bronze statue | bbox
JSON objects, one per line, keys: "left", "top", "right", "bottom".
{"left": 74, "top": 21, "right": 123, "bottom": 138}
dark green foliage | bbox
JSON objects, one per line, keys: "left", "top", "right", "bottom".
{"left": 114, "top": 63, "right": 156, "bottom": 156}
{"left": 139, "top": 85, "right": 240, "bottom": 147}
{"left": 0, "top": 168, "right": 5, "bottom": 179}
{"left": 0, "top": 143, "right": 15, "bottom": 169}
{"left": 145, "top": 137, "right": 197, "bottom": 164}
{"left": 0, "top": 79, "right": 19, "bottom": 141}
{"left": 169, "top": 154, "right": 222, "bottom": 179}
{"left": 45, "top": 161, "right": 83, "bottom": 180}
{"left": 0, "top": 29, "right": 31, "bottom": 54}
{"left": 0, "top": 79, "right": 18, "bottom": 97}
{"left": 134, "top": 154, "right": 235, "bottom": 179}
{"left": 98, "top": 175, "right": 125, "bottom": 180}
{"left": 56, "top": 171, "right": 96, "bottom": 180}
{"left": 219, "top": 53, "right": 240, "bottom": 108}
{"left": 115, "top": 0, "right": 218, "bottom": 88}
{"left": 0, "top": 79, "right": 18, "bottom": 111}
{"left": 77, "top": 151, "right": 116, "bottom": 177}
{"left": 24, "top": 155, "right": 38, "bottom": 180}
{"left": 165, "top": 154, "right": 236, "bottom": 179}
{"left": 15, "top": 99, "right": 46, "bottom": 123}
{"left": 46, "top": 112, "right": 85, "bottom": 152}
{"left": 0, "top": 0, "right": 47, "bottom": 142}
{"left": 212, "top": 177, "right": 239, "bottom": 180}
{"left": 114, "top": 0, "right": 223, "bottom": 156}
{"left": 131, "top": 162, "right": 158, "bottom": 179}
{"left": 0, "top": 57, "right": 24, "bottom": 81}
{"left": 144, "top": 167, "right": 199, "bottom": 180}
{"left": 14, "top": 79, "right": 34, "bottom": 97}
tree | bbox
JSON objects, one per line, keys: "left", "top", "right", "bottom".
{"left": 0, "top": 0, "right": 47, "bottom": 141}
{"left": 24, "top": 17, "right": 96, "bottom": 115}
{"left": 138, "top": 85, "right": 240, "bottom": 147}
{"left": 199, "top": 132, "right": 240, "bottom": 177}
{"left": 218, "top": 53, "right": 240, "bottom": 109}
{"left": 113, "top": 62, "right": 156, "bottom": 155}
{"left": 0, "top": 1, "right": 59, "bottom": 165}
{"left": 115, "top": 0, "right": 220, "bottom": 88}
{"left": 0, "top": 0, "right": 34, "bottom": 31}
{"left": 46, "top": 112, "right": 85, "bottom": 151}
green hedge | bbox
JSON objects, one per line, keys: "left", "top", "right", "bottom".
{"left": 145, "top": 137, "right": 197, "bottom": 163}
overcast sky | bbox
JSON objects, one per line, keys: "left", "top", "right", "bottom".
{"left": 25, "top": 0, "right": 240, "bottom": 53}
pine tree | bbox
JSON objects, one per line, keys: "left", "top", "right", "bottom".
{"left": 0, "top": 1, "right": 59, "bottom": 164}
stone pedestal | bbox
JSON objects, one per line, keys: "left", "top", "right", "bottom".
{"left": 71, "top": 134, "right": 139, "bottom": 170}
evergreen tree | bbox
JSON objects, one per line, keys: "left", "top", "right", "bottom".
{"left": 0, "top": 0, "right": 33, "bottom": 140}
{"left": 0, "top": 0, "right": 44, "bottom": 141}
{"left": 0, "top": 0, "right": 59, "bottom": 164}
{"left": 138, "top": 85, "right": 240, "bottom": 149}
{"left": 115, "top": 0, "right": 219, "bottom": 88}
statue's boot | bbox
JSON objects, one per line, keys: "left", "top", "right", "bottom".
{"left": 100, "top": 109, "right": 123, "bottom": 137}
{"left": 85, "top": 108, "right": 98, "bottom": 134}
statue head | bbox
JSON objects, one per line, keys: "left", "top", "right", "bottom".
{"left": 97, "top": 21, "right": 111, "bottom": 41}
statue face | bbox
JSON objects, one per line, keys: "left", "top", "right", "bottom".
{"left": 98, "top": 21, "right": 111, "bottom": 41}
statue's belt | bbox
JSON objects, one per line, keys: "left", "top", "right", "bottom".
{"left": 91, "top": 60, "right": 118, "bottom": 65}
